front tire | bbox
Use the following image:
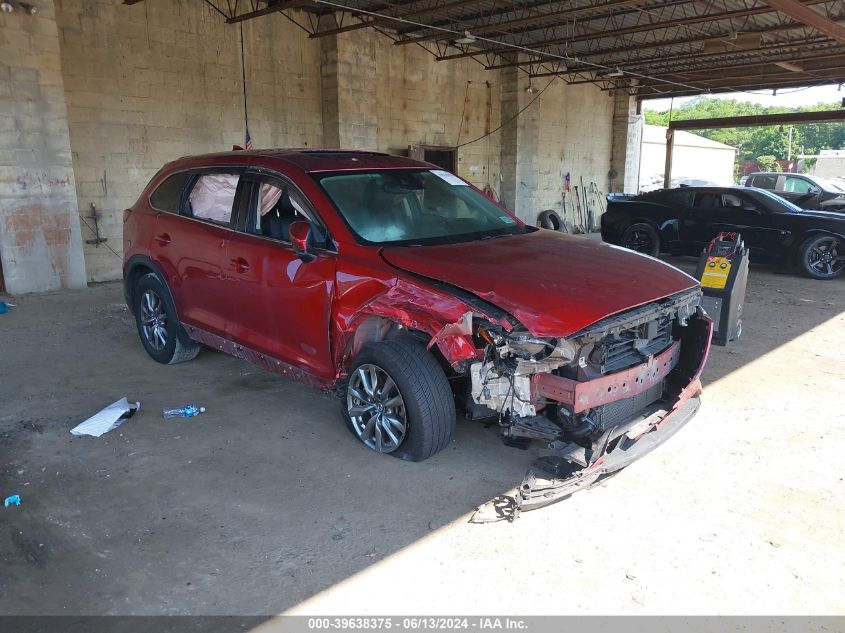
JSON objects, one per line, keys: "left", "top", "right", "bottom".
{"left": 799, "top": 235, "right": 845, "bottom": 280}
{"left": 621, "top": 222, "right": 660, "bottom": 257}
{"left": 342, "top": 339, "right": 456, "bottom": 462}
{"left": 133, "top": 273, "right": 200, "bottom": 364}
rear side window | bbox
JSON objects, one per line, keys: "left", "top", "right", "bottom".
{"left": 187, "top": 173, "right": 240, "bottom": 225}
{"left": 751, "top": 174, "right": 777, "bottom": 190}
{"left": 693, "top": 193, "right": 721, "bottom": 209}
{"left": 149, "top": 172, "right": 190, "bottom": 214}
{"left": 663, "top": 190, "right": 692, "bottom": 206}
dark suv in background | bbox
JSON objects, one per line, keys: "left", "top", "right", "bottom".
{"left": 744, "top": 172, "right": 845, "bottom": 212}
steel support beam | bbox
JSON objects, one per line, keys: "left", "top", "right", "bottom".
{"left": 310, "top": 0, "right": 486, "bottom": 38}
{"left": 667, "top": 110, "right": 845, "bottom": 130}
{"left": 226, "top": 0, "right": 309, "bottom": 24}
{"left": 394, "top": 0, "right": 653, "bottom": 45}
{"left": 435, "top": 1, "right": 830, "bottom": 62}
{"left": 405, "top": 2, "right": 796, "bottom": 50}
{"left": 762, "top": 0, "right": 845, "bottom": 44}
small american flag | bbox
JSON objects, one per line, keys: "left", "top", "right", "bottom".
{"left": 244, "top": 129, "right": 253, "bottom": 150}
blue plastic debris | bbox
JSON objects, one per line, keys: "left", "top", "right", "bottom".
{"left": 4, "top": 494, "right": 21, "bottom": 507}
{"left": 0, "top": 302, "right": 8, "bottom": 315}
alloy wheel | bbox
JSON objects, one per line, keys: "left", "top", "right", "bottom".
{"left": 140, "top": 289, "right": 168, "bottom": 351}
{"left": 347, "top": 364, "right": 407, "bottom": 453}
{"left": 807, "top": 237, "right": 845, "bottom": 278}
{"left": 623, "top": 229, "right": 655, "bottom": 254}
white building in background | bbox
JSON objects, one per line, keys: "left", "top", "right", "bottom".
{"left": 639, "top": 124, "right": 738, "bottom": 192}
{"left": 809, "top": 150, "right": 845, "bottom": 179}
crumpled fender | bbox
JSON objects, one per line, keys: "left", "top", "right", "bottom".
{"left": 335, "top": 279, "right": 502, "bottom": 375}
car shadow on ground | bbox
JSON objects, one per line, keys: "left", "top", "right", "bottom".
{"left": 0, "top": 255, "right": 842, "bottom": 617}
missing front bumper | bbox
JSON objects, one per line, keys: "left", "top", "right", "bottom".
{"left": 471, "top": 393, "right": 701, "bottom": 522}
{"left": 518, "top": 393, "right": 701, "bottom": 511}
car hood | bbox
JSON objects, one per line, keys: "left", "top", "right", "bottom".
{"left": 818, "top": 198, "right": 845, "bottom": 210}
{"left": 380, "top": 230, "right": 699, "bottom": 337}
{"left": 798, "top": 208, "right": 845, "bottom": 219}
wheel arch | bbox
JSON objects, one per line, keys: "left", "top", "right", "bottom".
{"left": 789, "top": 229, "right": 845, "bottom": 267}
{"left": 332, "top": 279, "right": 491, "bottom": 381}
{"left": 124, "top": 255, "right": 193, "bottom": 346}
{"left": 336, "top": 313, "right": 464, "bottom": 382}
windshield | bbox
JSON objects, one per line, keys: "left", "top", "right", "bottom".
{"left": 316, "top": 169, "right": 524, "bottom": 245}
{"left": 817, "top": 177, "right": 845, "bottom": 193}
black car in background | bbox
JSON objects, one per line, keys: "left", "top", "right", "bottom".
{"left": 602, "top": 187, "right": 845, "bottom": 280}
{"left": 744, "top": 172, "right": 845, "bottom": 212}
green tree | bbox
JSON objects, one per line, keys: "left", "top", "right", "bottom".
{"left": 756, "top": 155, "right": 781, "bottom": 172}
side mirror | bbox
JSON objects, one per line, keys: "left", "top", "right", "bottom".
{"left": 289, "top": 221, "right": 315, "bottom": 262}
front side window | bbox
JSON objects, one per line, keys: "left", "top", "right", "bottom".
{"left": 783, "top": 176, "right": 812, "bottom": 194}
{"left": 187, "top": 173, "right": 239, "bottom": 225}
{"left": 248, "top": 178, "right": 318, "bottom": 243}
{"left": 316, "top": 169, "right": 523, "bottom": 245}
{"left": 149, "top": 172, "right": 190, "bottom": 214}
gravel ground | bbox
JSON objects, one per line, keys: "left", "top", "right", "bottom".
{"left": 1, "top": 254, "right": 843, "bottom": 616}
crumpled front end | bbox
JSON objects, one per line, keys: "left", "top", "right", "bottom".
{"left": 468, "top": 288, "right": 712, "bottom": 518}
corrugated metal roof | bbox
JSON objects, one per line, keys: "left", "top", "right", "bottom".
{"left": 192, "top": 0, "right": 845, "bottom": 98}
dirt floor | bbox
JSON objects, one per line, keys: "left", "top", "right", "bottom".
{"left": 1, "top": 252, "right": 843, "bottom": 616}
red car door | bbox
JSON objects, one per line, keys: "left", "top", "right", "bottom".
{"left": 222, "top": 173, "right": 336, "bottom": 380}
{"left": 152, "top": 171, "right": 242, "bottom": 337}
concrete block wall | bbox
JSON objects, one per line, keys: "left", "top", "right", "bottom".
{"left": 609, "top": 89, "right": 642, "bottom": 194}
{"left": 321, "top": 26, "right": 378, "bottom": 149}
{"left": 500, "top": 71, "right": 614, "bottom": 229}
{"left": 372, "top": 35, "right": 501, "bottom": 190}
{"left": 0, "top": 1, "right": 87, "bottom": 294}
{"left": 499, "top": 65, "right": 539, "bottom": 223}
{"left": 533, "top": 80, "right": 615, "bottom": 230}
{"left": 55, "top": 0, "right": 324, "bottom": 282}
{"left": 1, "top": 1, "right": 631, "bottom": 290}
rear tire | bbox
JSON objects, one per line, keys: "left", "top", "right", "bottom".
{"left": 621, "top": 222, "right": 660, "bottom": 257}
{"left": 133, "top": 273, "right": 200, "bottom": 364}
{"left": 342, "top": 339, "right": 456, "bottom": 462}
{"left": 799, "top": 235, "right": 845, "bottom": 280}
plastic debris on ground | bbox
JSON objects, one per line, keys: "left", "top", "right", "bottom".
{"left": 5, "top": 495, "right": 21, "bottom": 507}
{"left": 162, "top": 404, "right": 206, "bottom": 419}
{"left": 70, "top": 397, "right": 141, "bottom": 437}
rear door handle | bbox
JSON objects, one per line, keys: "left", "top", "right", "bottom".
{"left": 154, "top": 233, "right": 171, "bottom": 245}
{"left": 230, "top": 257, "right": 250, "bottom": 273}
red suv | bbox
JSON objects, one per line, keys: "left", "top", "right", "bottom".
{"left": 123, "top": 150, "right": 711, "bottom": 509}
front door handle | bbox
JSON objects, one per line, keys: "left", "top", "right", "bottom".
{"left": 230, "top": 257, "right": 250, "bottom": 273}
{"left": 154, "top": 233, "right": 171, "bottom": 246}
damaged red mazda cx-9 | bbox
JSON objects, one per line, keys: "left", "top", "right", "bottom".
{"left": 124, "top": 150, "right": 711, "bottom": 509}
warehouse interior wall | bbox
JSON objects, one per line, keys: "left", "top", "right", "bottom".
{"left": 56, "top": 0, "right": 324, "bottom": 282}
{"left": 0, "top": 1, "right": 87, "bottom": 294}
{"left": 1, "top": 0, "right": 638, "bottom": 292}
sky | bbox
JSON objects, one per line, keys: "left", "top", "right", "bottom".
{"left": 642, "top": 83, "right": 844, "bottom": 112}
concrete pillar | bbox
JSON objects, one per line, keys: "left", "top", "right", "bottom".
{"left": 0, "top": 1, "right": 86, "bottom": 294}
{"left": 608, "top": 89, "right": 643, "bottom": 194}
{"left": 498, "top": 65, "right": 540, "bottom": 223}
{"left": 319, "top": 25, "right": 378, "bottom": 149}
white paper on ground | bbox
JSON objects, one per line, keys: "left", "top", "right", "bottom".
{"left": 70, "top": 398, "right": 141, "bottom": 437}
